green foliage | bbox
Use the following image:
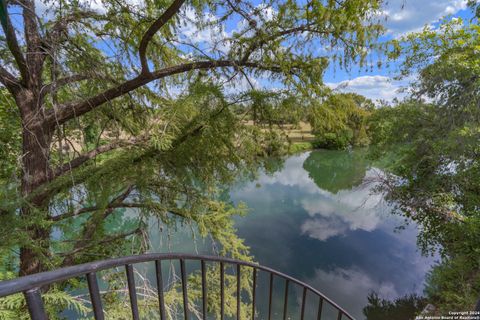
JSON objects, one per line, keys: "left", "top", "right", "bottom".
{"left": 363, "top": 292, "right": 427, "bottom": 320}
{"left": 22, "top": 0, "right": 385, "bottom": 103}
{"left": 288, "top": 142, "right": 313, "bottom": 154}
{"left": 0, "top": 280, "right": 90, "bottom": 320}
{"left": 313, "top": 129, "right": 353, "bottom": 150}
{"left": 309, "top": 93, "right": 372, "bottom": 150}
{"left": 89, "top": 262, "right": 256, "bottom": 320}
{"left": 245, "top": 91, "right": 309, "bottom": 126}
{"left": 0, "top": 89, "right": 20, "bottom": 183}
{"left": 371, "top": 12, "right": 480, "bottom": 311}
{"left": 423, "top": 216, "right": 480, "bottom": 312}
{"left": 42, "top": 82, "right": 260, "bottom": 263}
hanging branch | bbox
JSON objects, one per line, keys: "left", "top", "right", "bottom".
{"left": 44, "top": 60, "right": 285, "bottom": 127}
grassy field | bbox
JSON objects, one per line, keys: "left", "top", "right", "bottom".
{"left": 281, "top": 122, "right": 315, "bottom": 143}
{"left": 244, "top": 121, "right": 315, "bottom": 141}
{"left": 288, "top": 141, "right": 314, "bottom": 153}
{"left": 244, "top": 121, "right": 316, "bottom": 154}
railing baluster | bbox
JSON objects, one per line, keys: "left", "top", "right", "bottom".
{"left": 201, "top": 260, "right": 207, "bottom": 320}
{"left": 317, "top": 297, "right": 323, "bottom": 320}
{"left": 87, "top": 272, "right": 104, "bottom": 320}
{"left": 0, "top": 254, "right": 354, "bottom": 320}
{"left": 220, "top": 262, "right": 225, "bottom": 320}
{"left": 180, "top": 259, "right": 189, "bottom": 320}
{"left": 25, "top": 288, "right": 47, "bottom": 320}
{"left": 237, "top": 264, "right": 241, "bottom": 319}
{"left": 337, "top": 310, "right": 343, "bottom": 320}
{"left": 283, "top": 279, "right": 289, "bottom": 320}
{"left": 251, "top": 268, "right": 256, "bottom": 320}
{"left": 155, "top": 260, "right": 166, "bottom": 320}
{"left": 300, "top": 287, "right": 307, "bottom": 320}
{"left": 268, "top": 273, "right": 273, "bottom": 320}
{"left": 126, "top": 264, "right": 139, "bottom": 320}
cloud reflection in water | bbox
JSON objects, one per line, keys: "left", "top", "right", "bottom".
{"left": 231, "top": 150, "right": 434, "bottom": 319}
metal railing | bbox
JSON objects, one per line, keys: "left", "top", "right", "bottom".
{"left": 0, "top": 253, "right": 355, "bottom": 320}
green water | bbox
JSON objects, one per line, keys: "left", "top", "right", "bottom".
{"left": 149, "top": 149, "right": 433, "bottom": 319}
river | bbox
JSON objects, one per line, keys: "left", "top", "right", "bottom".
{"left": 149, "top": 149, "right": 434, "bottom": 319}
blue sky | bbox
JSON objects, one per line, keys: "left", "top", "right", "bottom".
{"left": 323, "top": 0, "right": 474, "bottom": 102}
{"left": 12, "top": 0, "right": 476, "bottom": 102}
{"left": 186, "top": 0, "right": 474, "bottom": 102}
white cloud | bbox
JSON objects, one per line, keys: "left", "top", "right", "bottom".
{"left": 78, "top": 0, "right": 110, "bottom": 13}
{"left": 36, "top": 0, "right": 143, "bottom": 21}
{"left": 177, "top": 7, "right": 231, "bottom": 53}
{"left": 255, "top": 4, "right": 276, "bottom": 23}
{"left": 299, "top": 169, "right": 388, "bottom": 241}
{"left": 380, "top": 0, "right": 468, "bottom": 36}
{"left": 243, "top": 153, "right": 394, "bottom": 241}
{"left": 326, "top": 75, "right": 410, "bottom": 102}
{"left": 254, "top": 152, "right": 331, "bottom": 196}
{"left": 300, "top": 217, "right": 349, "bottom": 241}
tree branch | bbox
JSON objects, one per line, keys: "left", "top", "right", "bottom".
{"left": 46, "top": 10, "right": 100, "bottom": 44}
{"left": 51, "top": 203, "right": 148, "bottom": 222}
{"left": 45, "top": 59, "right": 284, "bottom": 127}
{"left": 0, "top": 65, "right": 22, "bottom": 92}
{"left": 40, "top": 74, "right": 91, "bottom": 98}
{"left": 50, "top": 185, "right": 135, "bottom": 222}
{"left": 138, "top": 0, "right": 186, "bottom": 73}
{"left": 32, "top": 111, "right": 216, "bottom": 199}
{"left": 58, "top": 185, "right": 139, "bottom": 267}
{"left": 241, "top": 23, "right": 325, "bottom": 62}
{"left": 52, "top": 137, "right": 146, "bottom": 178}
{"left": 0, "top": 0, "right": 28, "bottom": 82}
{"left": 226, "top": 0, "right": 259, "bottom": 32}
{"left": 19, "top": 0, "right": 44, "bottom": 86}
{"left": 59, "top": 227, "right": 142, "bottom": 260}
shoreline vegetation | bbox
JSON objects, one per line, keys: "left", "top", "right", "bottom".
{"left": 242, "top": 91, "right": 374, "bottom": 156}
{"left": 244, "top": 121, "right": 316, "bottom": 154}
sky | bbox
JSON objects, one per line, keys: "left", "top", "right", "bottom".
{"left": 7, "top": 0, "right": 475, "bottom": 102}
{"left": 178, "top": 0, "right": 475, "bottom": 102}
{"left": 324, "top": 0, "right": 473, "bottom": 102}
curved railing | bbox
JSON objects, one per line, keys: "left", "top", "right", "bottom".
{"left": 0, "top": 253, "right": 355, "bottom": 320}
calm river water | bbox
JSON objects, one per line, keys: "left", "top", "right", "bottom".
{"left": 149, "top": 149, "right": 434, "bottom": 319}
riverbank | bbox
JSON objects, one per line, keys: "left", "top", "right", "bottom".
{"left": 288, "top": 141, "right": 314, "bottom": 154}
{"left": 280, "top": 122, "right": 316, "bottom": 154}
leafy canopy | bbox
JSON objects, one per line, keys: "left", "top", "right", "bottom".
{"left": 370, "top": 12, "right": 480, "bottom": 312}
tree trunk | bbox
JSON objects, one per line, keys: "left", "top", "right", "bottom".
{"left": 16, "top": 90, "right": 53, "bottom": 276}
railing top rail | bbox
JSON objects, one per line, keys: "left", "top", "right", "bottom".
{"left": 0, "top": 253, "right": 355, "bottom": 320}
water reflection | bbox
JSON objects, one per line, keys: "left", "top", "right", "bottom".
{"left": 149, "top": 149, "right": 433, "bottom": 319}
{"left": 229, "top": 150, "right": 433, "bottom": 319}
{"left": 303, "top": 149, "right": 369, "bottom": 194}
